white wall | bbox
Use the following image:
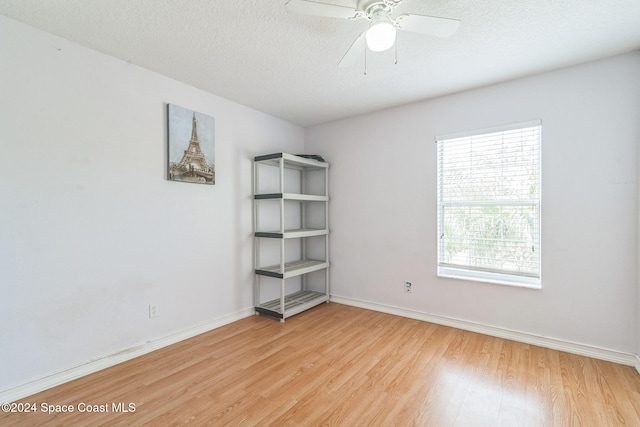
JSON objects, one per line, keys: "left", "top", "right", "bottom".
{"left": 307, "top": 51, "right": 640, "bottom": 354}
{"left": 0, "top": 16, "right": 304, "bottom": 393}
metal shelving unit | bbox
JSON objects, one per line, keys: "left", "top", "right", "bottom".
{"left": 253, "top": 153, "right": 329, "bottom": 321}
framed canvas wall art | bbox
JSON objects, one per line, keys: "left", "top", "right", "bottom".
{"left": 167, "top": 104, "right": 215, "bottom": 185}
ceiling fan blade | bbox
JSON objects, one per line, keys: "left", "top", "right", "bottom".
{"left": 338, "top": 32, "right": 366, "bottom": 68}
{"left": 395, "top": 14, "right": 461, "bottom": 38}
{"left": 285, "top": 0, "right": 359, "bottom": 19}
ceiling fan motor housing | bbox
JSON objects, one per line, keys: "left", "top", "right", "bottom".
{"left": 357, "top": 0, "right": 396, "bottom": 20}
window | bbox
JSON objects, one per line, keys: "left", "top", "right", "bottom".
{"left": 436, "top": 121, "right": 541, "bottom": 288}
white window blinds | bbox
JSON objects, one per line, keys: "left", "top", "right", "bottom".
{"left": 436, "top": 121, "right": 541, "bottom": 287}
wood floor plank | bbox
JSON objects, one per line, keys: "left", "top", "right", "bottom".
{"left": 2, "top": 302, "right": 639, "bottom": 426}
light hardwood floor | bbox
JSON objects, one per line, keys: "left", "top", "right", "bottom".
{"left": 2, "top": 302, "right": 640, "bottom": 426}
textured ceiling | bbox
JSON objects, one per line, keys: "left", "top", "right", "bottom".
{"left": 1, "top": 0, "right": 640, "bottom": 127}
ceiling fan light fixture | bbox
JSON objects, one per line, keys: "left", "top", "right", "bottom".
{"left": 365, "top": 19, "right": 396, "bottom": 52}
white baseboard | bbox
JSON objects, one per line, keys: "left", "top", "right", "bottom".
{"left": 331, "top": 295, "right": 639, "bottom": 368}
{"left": 0, "top": 307, "right": 255, "bottom": 404}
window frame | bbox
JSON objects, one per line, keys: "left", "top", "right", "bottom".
{"left": 436, "top": 120, "right": 542, "bottom": 289}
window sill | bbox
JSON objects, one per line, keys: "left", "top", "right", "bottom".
{"left": 437, "top": 267, "right": 541, "bottom": 290}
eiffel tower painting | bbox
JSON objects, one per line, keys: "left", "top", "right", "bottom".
{"left": 168, "top": 104, "right": 215, "bottom": 185}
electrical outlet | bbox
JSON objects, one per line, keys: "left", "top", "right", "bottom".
{"left": 149, "top": 304, "right": 159, "bottom": 318}
{"left": 405, "top": 281, "right": 412, "bottom": 293}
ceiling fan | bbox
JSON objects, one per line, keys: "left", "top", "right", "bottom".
{"left": 285, "top": 0, "right": 461, "bottom": 68}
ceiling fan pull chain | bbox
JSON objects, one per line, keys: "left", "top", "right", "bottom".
{"left": 395, "top": 36, "right": 398, "bottom": 64}
{"left": 364, "top": 44, "right": 368, "bottom": 75}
